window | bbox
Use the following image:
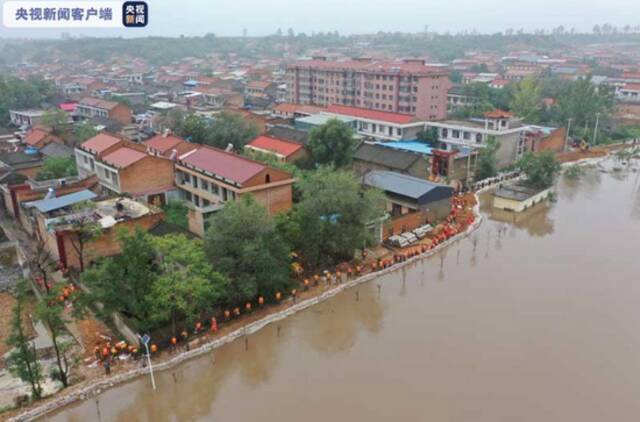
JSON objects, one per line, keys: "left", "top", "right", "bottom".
{"left": 442, "top": 128, "right": 448, "bottom": 138}
{"left": 476, "top": 133, "right": 483, "bottom": 143}
{"left": 265, "top": 174, "right": 271, "bottom": 183}
{"left": 452, "top": 130, "right": 460, "bottom": 138}
{"left": 211, "top": 183, "right": 219, "bottom": 195}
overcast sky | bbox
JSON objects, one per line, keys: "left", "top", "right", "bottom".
{"left": 1, "top": 0, "right": 639, "bottom": 38}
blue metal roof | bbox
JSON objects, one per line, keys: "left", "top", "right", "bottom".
{"left": 373, "top": 140, "right": 434, "bottom": 155}
{"left": 28, "top": 190, "right": 97, "bottom": 213}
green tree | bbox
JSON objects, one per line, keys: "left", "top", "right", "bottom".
{"left": 475, "top": 136, "right": 500, "bottom": 181}
{"left": 162, "top": 200, "right": 189, "bottom": 229}
{"left": 149, "top": 235, "right": 229, "bottom": 336}
{"left": 180, "top": 114, "right": 210, "bottom": 144}
{"left": 204, "top": 195, "right": 292, "bottom": 304}
{"left": 555, "top": 76, "right": 615, "bottom": 130}
{"left": 518, "top": 150, "right": 561, "bottom": 189}
{"left": 33, "top": 283, "right": 84, "bottom": 388}
{"left": 0, "top": 76, "right": 54, "bottom": 126}
{"left": 510, "top": 77, "right": 542, "bottom": 122}
{"left": 82, "top": 228, "right": 158, "bottom": 329}
{"left": 280, "top": 167, "right": 385, "bottom": 269}
{"left": 206, "top": 111, "right": 259, "bottom": 149}
{"left": 40, "top": 109, "right": 69, "bottom": 135}
{"left": 35, "top": 156, "right": 78, "bottom": 181}
{"left": 6, "top": 281, "right": 43, "bottom": 401}
{"left": 73, "top": 123, "right": 98, "bottom": 143}
{"left": 416, "top": 127, "right": 439, "bottom": 146}
{"left": 308, "top": 119, "right": 356, "bottom": 167}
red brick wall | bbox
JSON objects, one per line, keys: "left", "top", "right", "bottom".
{"left": 57, "top": 212, "right": 164, "bottom": 270}
{"left": 109, "top": 104, "right": 133, "bottom": 125}
{"left": 242, "top": 183, "right": 293, "bottom": 216}
{"left": 120, "top": 156, "right": 175, "bottom": 196}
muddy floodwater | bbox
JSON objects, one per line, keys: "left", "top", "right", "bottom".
{"left": 47, "top": 160, "right": 640, "bottom": 422}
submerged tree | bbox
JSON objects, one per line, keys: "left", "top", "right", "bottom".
{"left": 518, "top": 150, "right": 561, "bottom": 189}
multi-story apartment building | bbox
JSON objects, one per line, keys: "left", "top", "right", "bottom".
{"left": 286, "top": 58, "right": 450, "bottom": 121}
{"left": 175, "top": 146, "right": 294, "bottom": 236}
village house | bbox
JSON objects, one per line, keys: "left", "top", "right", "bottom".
{"left": 75, "top": 133, "right": 177, "bottom": 205}
{"left": 23, "top": 191, "right": 164, "bottom": 270}
{"left": 320, "top": 105, "right": 426, "bottom": 142}
{"left": 76, "top": 97, "right": 133, "bottom": 125}
{"left": 424, "top": 110, "right": 529, "bottom": 168}
{"left": 363, "top": 170, "right": 454, "bottom": 238}
{"left": 175, "top": 146, "right": 295, "bottom": 237}
{"left": 22, "top": 127, "right": 63, "bottom": 149}
{"left": 244, "top": 135, "right": 308, "bottom": 163}
{"left": 0, "top": 174, "right": 98, "bottom": 224}
{"left": 9, "top": 110, "right": 45, "bottom": 128}
{"left": 353, "top": 142, "right": 429, "bottom": 179}
{"left": 144, "top": 133, "right": 197, "bottom": 158}
{"left": 0, "top": 150, "right": 44, "bottom": 180}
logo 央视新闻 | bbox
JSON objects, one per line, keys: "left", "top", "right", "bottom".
{"left": 122, "top": 1, "right": 147, "bottom": 27}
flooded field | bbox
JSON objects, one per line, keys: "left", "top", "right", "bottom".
{"left": 47, "top": 160, "right": 640, "bottom": 422}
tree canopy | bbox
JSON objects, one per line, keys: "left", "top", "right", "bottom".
{"left": 278, "top": 167, "right": 385, "bottom": 269}
{"left": 204, "top": 195, "right": 292, "bottom": 304}
{"left": 179, "top": 111, "right": 259, "bottom": 150}
{"left": 510, "top": 77, "right": 543, "bottom": 123}
{"left": 35, "top": 156, "right": 78, "bottom": 181}
{"left": 308, "top": 119, "right": 356, "bottom": 168}
{"left": 475, "top": 136, "right": 500, "bottom": 181}
{"left": 518, "top": 150, "right": 561, "bottom": 189}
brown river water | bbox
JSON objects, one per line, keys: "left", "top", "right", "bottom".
{"left": 45, "top": 159, "right": 640, "bottom": 422}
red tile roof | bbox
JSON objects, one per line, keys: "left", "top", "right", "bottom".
{"left": 58, "top": 102, "right": 77, "bottom": 112}
{"left": 80, "top": 133, "right": 123, "bottom": 154}
{"left": 326, "top": 104, "right": 416, "bottom": 124}
{"left": 179, "top": 146, "right": 267, "bottom": 185}
{"left": 247, "top": 136, "right": 303, "bottom": 158}
{"left": 79, "top": 97, "right": 120, "bottom": 111}
{"left": 145, "top": 134, "right": 187, "bottom": 154}
{"left": 24, "top": 128, "right": 51, "bottom": 146}
{"left": 101, "top": 147, "right": 147, "bottom": 169}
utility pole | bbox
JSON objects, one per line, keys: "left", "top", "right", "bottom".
{"left": 593, "top": 113, "right": 601, "bottom": 145}
{"left": 139, "top": 334, "right": 156, "bottom": 391}
{"left": 564, "top": 118, "right": 572, "bottom": 151}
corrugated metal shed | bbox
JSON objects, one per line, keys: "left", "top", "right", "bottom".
{"left": 27, "top": 189, "right": 97, "bottom": 213}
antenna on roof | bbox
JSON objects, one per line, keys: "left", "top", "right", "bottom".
{"left": 225, "top": 143, "right": 234, "bottom": 152}
{"left": 162, "top": 128, "right": 170, "bottom": 138}
{"left": 169, "top": 149, "right": 178, "bottom": 160}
